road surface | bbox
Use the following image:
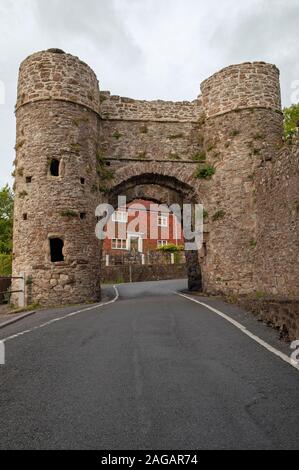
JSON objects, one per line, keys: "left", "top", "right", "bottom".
{"left": 0, "top": 279, "right": 298, "bottom": 450}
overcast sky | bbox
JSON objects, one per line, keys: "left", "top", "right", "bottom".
{"left": 0, "top": 0, "right": 298, "bottom": 188}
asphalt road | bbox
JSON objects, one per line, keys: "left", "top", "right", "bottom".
{"left": 0, "top": 279, "right": 298, "bottom": 450}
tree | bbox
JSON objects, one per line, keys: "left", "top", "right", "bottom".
{"left": 283, "top": 103, "right": 299, "bottom": 140}
{"left": 0, "top": 185, "right": 14, "bottom": 255}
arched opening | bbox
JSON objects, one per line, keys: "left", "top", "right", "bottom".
{"left": 105, "top": 172, "right": 203, "bottom": 291}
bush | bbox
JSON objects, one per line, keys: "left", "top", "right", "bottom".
{"left": 157, "top": 244, "right": 184, "bottom": 253}
{"left": 0, "top": 254, "right": 12, "bottom": 276}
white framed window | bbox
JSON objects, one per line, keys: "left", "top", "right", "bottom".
{"left": 157, "top": 214, "right": 168, "bottom": 227}
{"left": 157, "top": 240, "right": 168, "bottom": 248}
{"left": 111, "top": 239, "right": 127, "bottom": 250}
{"left": 112, "top": 211, "right": 128, "bottom": 223}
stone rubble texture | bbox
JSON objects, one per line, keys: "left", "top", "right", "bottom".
{"left": 12, "top": 50, "right": 298, "bottom": 335}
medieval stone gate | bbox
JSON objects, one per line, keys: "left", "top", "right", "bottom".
{"left": 12, "top": 49, "right": 288, "bottom": 307}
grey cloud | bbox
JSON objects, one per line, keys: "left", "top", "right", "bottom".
{"left": 0, "top": 0, "right": 298, "bottom": 188}
{"left": 209, "top": 0, "right": 299, "bottom": 104}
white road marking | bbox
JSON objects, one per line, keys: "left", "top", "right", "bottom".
{"left": 176, "top": 292, "right": 299, "bottom": 372}
{"left": 2, "top": 286, "right": 119, "bottom": 344}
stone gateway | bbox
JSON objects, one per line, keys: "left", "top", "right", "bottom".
{"left": 12, "top": 49, "right": 299, "bottom": 312}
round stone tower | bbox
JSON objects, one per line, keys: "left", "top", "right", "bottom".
{"left": 12, "top": 49, "right": 101, "bottom": 306}
{"left": 200, "top": 62, "right": 283, "bottom": 295}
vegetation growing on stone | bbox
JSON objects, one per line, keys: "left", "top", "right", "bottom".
{"left": 14, "top": 140, "right": 25, "bottom": 151}
{"left": 192, "top": 152, "right": 206, "bottom": 162}
{"left": 169, "top": 153, "right": 180, "bottom": 160}
{"left": 139, "top": 125, "right": 148, "bottom": 134}
{"left": 70, "top": 143, "right": 82, "bottom": 153}
{"left": 168, "top": 133, "right": 185, "bottom": 139}
{"left": 96, "top": 161, "right": 115, "bottom": 181}
{"left": 229, "top": 129, "right": 240, "bottom": 137}
{"left": 203, "top": 210, "right": 209, "bottom": 219}
{"left": 100, "top": 94, "right": 108, "bottom": 103}
{"left": 197, "top": 115, "right": 206, "bottom": 127}
{"left": 72, "top": 116, "right": 89, "bottom": 126}
{"left": 112, "top": 131, "right": 122, "bottom": 140}
{"left": 212, "top": 209, "right": 225, "bottom": 221}
{"left": 206, "top": 142, "right": 215, "bottom": 152}
{"left": 253, "top": 132, "right": 265, "bottom": 140}
{"left": 137, "top": 152, "right": 147, "bottom": 160}
{"left": 194, "top": 164, "right": 215, "bottom": 179}
{"left": 91, "top": 184, "right": 98, "bottom": 193}
{"left": 60, "top": 210, "right": 78, "bottom": 218}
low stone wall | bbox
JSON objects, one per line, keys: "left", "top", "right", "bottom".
{"left": 238, "top": 297, "right": 299, "bottom": 341}
{"left": 101, "top": 264, "right": 187, "bottom": 284}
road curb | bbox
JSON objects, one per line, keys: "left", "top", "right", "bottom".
{"left": 0, "top": 310, "right": 37, "bottom": 330}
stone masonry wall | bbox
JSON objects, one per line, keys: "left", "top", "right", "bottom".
{"left": 254, "top": 144, "right": 299, "bottom": 298}
{"left": 100, "top": 120, "right": 203, "bottom": 163}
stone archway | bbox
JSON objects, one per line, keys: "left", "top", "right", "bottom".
{"left": 106, "top": 167, "right": 203, "bottom": 291}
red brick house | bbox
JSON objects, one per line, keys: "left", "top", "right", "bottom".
{"left": 103, "top": 199, "right": 184, "bottom": 254}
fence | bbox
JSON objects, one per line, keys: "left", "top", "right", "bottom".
{"left": 0, "top": 274, "right": 25, "bottom": 307}
{"left": 102, "top": 250, "right": 186, "bottom": 267}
